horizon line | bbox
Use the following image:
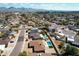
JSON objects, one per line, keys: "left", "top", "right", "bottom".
{"left": 0, "top": 3, "right": 79, "bottom": 11}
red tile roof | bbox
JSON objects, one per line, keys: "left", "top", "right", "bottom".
{"left": 28, "top": 40, "right": 45, "bottom": 52}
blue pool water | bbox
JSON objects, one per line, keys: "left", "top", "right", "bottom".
{"left": 47, "top": 41, "right": 52, "bottom": 46}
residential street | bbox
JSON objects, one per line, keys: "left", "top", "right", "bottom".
{"left": 10, "top": 25, "right": 25, "bottom": 56}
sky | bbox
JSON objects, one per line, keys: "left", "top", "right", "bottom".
{"left": 0, "top": 3, "right": 79, "bottom": 11}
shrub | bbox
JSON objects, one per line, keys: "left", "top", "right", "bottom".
{"left": 49, "top": 46, "right": 53, "bottom": 48}
{"left": 62, "top": 45, "right": 79, "bottom": 56}
{"left": 18, "top": 51, "right": 27, "bottom": 56}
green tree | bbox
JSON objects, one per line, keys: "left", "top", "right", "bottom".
{"left": 18, "top": 51, "right": 27, "bottom": 56}
{"left": 75, "top": 20, "right": 79, "bottom": 25}
{"left": 62, "top": 45, "right": 79, "bottom": 56}
{"left": 61, "top": 20, "right": 69, "bottom": 25}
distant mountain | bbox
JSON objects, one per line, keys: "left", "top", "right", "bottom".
{"left": 0, "top": 7, "right": 47, "bottom": 12}
{"left": 36, "top": 10, "right": 79, "bottom": 14}
{"left": 0, "top": 7, "right": 79, "bottom": 13}
{"left": 49, "top": 10, "right": 79, "bottom": 13}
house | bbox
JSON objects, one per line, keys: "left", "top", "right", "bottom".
{"left": 31, "top": 28, "right": 38, "bottom": 33}
{"left": 0, "top": 45, "right": 5, "bottom": 55}
{"left": 28, "top": 28, "right": 42, "bottom": 39}
{"left": 28, "top": 21, "right": 35, "bottom": 26}
{"left": 0, "top": 45, "right": 5, "bottom": 51}
{"left": 0, "top": 28, "right": 10, "bottom": 51}
{"left": 7, "top": 18, "right": 19, "bottom": 25}
{"left": 57, "top": 28, "right": 76, "bottom": 42}
{"left": 48, "top": 27, "right": 56, "bottom": 33}
{"left": 73, "top": 34, "right": 79, "bottom": 46}
{"left": 0, "top": 37, "right": 10, "bottom": 51}
{"left": 0, "top": 37, "right": 10, "bottom": 45}
{"left": 56, "top": 17, "right": 66, "bottom": 21}
{"left": 28, "top": 33, "right": 41, "bottom": 40}
{"left": 50, "top": 23, "right": 58, "bottom": 29}
{"left": 28, "top": 40, "right": 45, "bottom": 53}
{"left": 48, "top": 23, "right": 61, "bottom": 33}
{"left": 68, "top": 25, "right": 77, "bottom": 30}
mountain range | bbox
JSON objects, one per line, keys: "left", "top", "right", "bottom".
{"left": 0, "top": 7, "right": 79, "bottom": 13}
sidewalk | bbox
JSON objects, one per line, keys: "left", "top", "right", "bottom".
{"left": 20, "top": 30, "right": 26, "bottom": 52}
{"left": 21, "top": 30, "right": 28, "bottom": 52}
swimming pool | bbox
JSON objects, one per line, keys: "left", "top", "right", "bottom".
{"left": 47, "top": 41, "right": 53, "bottom": 46}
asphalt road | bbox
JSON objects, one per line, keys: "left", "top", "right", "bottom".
{"left": 10, "top": 26, "right": 25, "bottom": 56}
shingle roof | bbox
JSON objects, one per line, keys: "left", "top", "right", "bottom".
{"left": 0, "top": 37, "right": 10, "bottom": 45}
{"left": 28, "top": 33, "right": 41, "bottom": 39}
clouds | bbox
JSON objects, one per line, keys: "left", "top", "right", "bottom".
{"left": 0, "top": 3, "right": 79, "bottom": 11}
